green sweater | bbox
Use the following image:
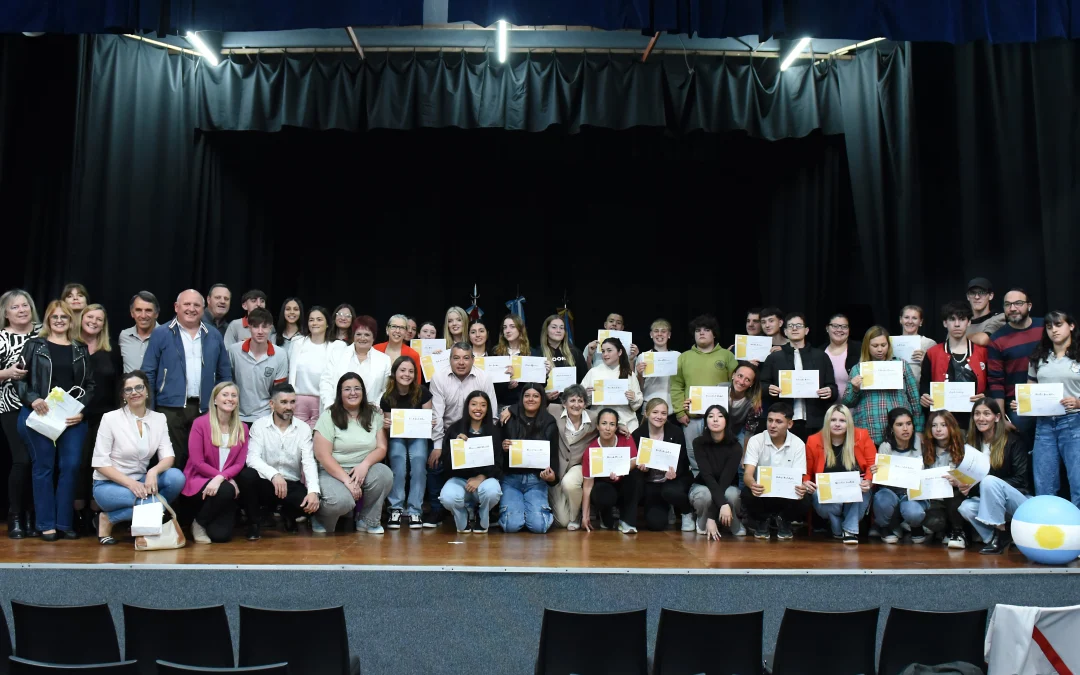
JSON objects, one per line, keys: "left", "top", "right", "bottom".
{"left": 669, "top": 345, "right": 738, "bottom": 416}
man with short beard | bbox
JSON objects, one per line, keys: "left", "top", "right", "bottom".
{"left": 988, "top": 288, "right": 1044, "bottom": 444}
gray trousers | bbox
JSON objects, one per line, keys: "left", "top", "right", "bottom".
{"left": 689, "top": 483, "right": 744, "bottom": 533}
{"left": 315, "top": 464, "right": 393, "bottom": 531}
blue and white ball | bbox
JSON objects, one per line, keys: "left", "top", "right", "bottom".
{"left": 1012, "top": 495, "right": 1080, "bottom": 565}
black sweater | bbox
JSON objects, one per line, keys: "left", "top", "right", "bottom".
{"left": 443, "top": 418, "right": 503, "bottom": 482}
{"left": 500, "top": 403, "right": 559, "bottom": 481}
{"left": 759, "top": 344, "right": 839, "bottom": 431}
{"left": 692, "top": 434, "right": 743, "bottom": 520}
{"left": 533, "top": 344, "right": 589, "bottom": 385}
{"left": 969, "top": 432, "right": 1032, "bottom": 498}
{"left": 631, "top": 422, "right": 692, "bottom": 483}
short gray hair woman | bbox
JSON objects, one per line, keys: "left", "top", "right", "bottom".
{"left": 549, "top": 383, "right": 597, "bottom": 530}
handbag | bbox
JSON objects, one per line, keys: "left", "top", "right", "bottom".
{"left": 134, "top": 494, "right": 186, "bottom": 550}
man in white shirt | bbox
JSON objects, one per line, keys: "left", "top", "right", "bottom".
{"left": 235, "top": 384, "right": 320, "bottom": 540}
{"left": 120, "top": 291, "right": 160, "bottom": 373}
{"left": 742, "top": 403, "right": 811, "bottom": 540}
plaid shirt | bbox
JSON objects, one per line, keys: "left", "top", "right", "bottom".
{"left": 841, "top": 358, "right": 923, "bottom": 445}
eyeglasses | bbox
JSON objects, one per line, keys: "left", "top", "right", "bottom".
{"left": 827, "top": 324, "right": 849, "bottom": 331}
{"left": 388, "top": 324, "right": 407, "bottom": 331}
{"left": 335, "top": 312, "right": 352, "bottom": 319}
{"left": 48, "top": 315, "right": 69, "bottom": 322}
{"left": 341, "top": 386, "right": 364, "bottom": 394}
{"left": 787, "top": 323, "right": 806, "bottom": 331}
{"left": 1004, "top": 300, "right": 1030, "bottom": 309}
{"left": 966, "top": 290, "right": 988, "bottom": 298}
{"left": 123, "top": 385, "right": 146, "bottom": 395}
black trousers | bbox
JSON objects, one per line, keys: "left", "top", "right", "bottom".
{"left": 591, "top": 470, "right": 645, "bottom": 528}
{"left": 235, "top": 467, "right": 308, "bottom": 522}
{"left": 0, "top": 410, "right": 31, "bottom": 514}
{"left": 175, "top": 480, "right": 238, "bottom": 543}
{"left": 642, "top": 477, "right": 693, "bottom": 531}
{"left": 76, "top": 412, "right": 103, "bottom": 503}
{"left": 741, "top": 486, "right": 807, "bottom": 522}
{"left": 159, "top": 401, "right": 201, "bottom": 470}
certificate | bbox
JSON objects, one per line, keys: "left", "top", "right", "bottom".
{"left": 508, "top": 440, "right": 551, "bottom": 469}
{"left": 734, "top": 334, "right": 773, "bottom": 362}
{"left": 410, "top": 339, "right": 444, "bottom": 356}
{"left": 930, "top": 381, "right": 976, "bottom": 413}
{"left": 1016, "top": 383, "right": 1067, "bottom": 417}
{"left": 861, "top": 361, "right": 904, "bottom": 390}
{"left": 642, "top": 352, "right": 678, "bottom": 378}
{"left": 598, "top": 330, "right": 633, "bottom": 355}
{"left": 779, "top": 370, "right": 819, "bottom": 398}
{"left": 419, "top": 351, "right": 450, "bottom": 382}
{"left": 588, "top": 446, "right": 632, "bottom": 477}
{"left": 637, "top": 438, "right": 681, "bottom": 472}
{"left": 688, "top": 386, "right": 729, "bottom": 415}
{"left": 390, "top": 409, "right": 432, "bottom": 439}
{"left": 592, "top": 378, "right": 629, "bottom": 404}
{"left": 816, "top": 472, "right": 863, "bottom": 504}
{"left": 908, "top": 468, "right": 954, "bottom": 500}
{"left": 890, "top": 336, "right": 921, "bottom": 363}
{"left": 948, "top": 445, "right": 991, "bottom": 486}
{"left": 871, "top": 453, "right": 923, "bottom": 490}
{"left": 511, "top": 355, "right": 547, "bottom": 383}
{"left": 546, "top": 367, "right": 577, "bottom": 393}
{"left": 449, "top": 436, "right": 495, "bottom": 470}
{"left": 757, "top": 466, "right": 801, "bottom": 500}
{"left": 474, "top": 355, "right": 511, "bottom": 383}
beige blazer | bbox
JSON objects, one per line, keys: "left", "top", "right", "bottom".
{"left": 92, "top": 407, "right": 174, "bottom": 480}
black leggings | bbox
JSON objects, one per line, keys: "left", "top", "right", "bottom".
{"left": 175, "top": 481, "right": 238, "bottom": 543}
{"left": 591, "top": 471, "right": 644, "bottom": 528}
{"left": 0, "top": 410, "right": 31, "bottom": 514}
{"left": 642, "top": 478, "right": 693, "bottom": 531}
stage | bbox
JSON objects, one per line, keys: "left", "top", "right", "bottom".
{"left": 1, "top": 525, "right": 1078, "bottom": 674}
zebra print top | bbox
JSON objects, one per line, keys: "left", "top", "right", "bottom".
{"left": 0, "top": 325, "right": 41, "bottom": 413}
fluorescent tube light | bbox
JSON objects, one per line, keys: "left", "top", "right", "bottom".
{"left": 779, "top": 37, "right": 811, "bottom": 71}
{"left": 186, "top": 31, "right": 220, "bottom": 66}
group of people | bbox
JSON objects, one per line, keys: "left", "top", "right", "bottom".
{"left": 0, "top": 276, "right": 1075, "bottom": 558}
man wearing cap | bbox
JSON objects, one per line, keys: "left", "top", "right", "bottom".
{"left": 965, "top": 277, "right": 1006, "bottom": 347}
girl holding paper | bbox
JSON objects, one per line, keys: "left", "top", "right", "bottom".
{"left": 443, "top": 306, "right": 470, "bottom": 349}
{"left": 688, "top": 404, "right": 744, "bottom": 540}
{"left": 582, "top": 338, "right": 642, "bottom": 434}
{"left": 288, "top": 306, "right": 333, "bottom": 429}
{"left": 417, "top": 321, "right": 439, "bottom": 340}
{"left": 898, "top": 305, "right": 938, "bottom": 383}
{"left": 805, "top": 404, "right": 875, "bottom": 544}
{"left": 493, "top": 314, "right": 532, "bottom": 410}
{"left": 843, "top": 326, "right": 923, "bottom": 445}
{"left": 957, "top": 398, "right": 1031, "bottom": 554}
{"left": 499, "top": 383, "right": 559, "bottom": 533}
{"left": 728, "top": 364, "right": 764, "bottom": 447}
{"left": 632, "top": 398, "right": 693, "bottom": 532}
{"left": 536, "top": 315, "right": 587, "bottom": 400}
{"left": 468, "top": 319, "right": 490, "bottom": 358}
{"left": 871, "top": 408, "right": 924, "bottom": 544}
{"left": 380, "top": 356, "right": 433, "bottom": 530}
{"left": 440, "top": 391, "right": 503, "bottom": 533}
{"left": 581, "top": 408, "right": 642, "bottom": 533}
{"left": 821, "top": 313, "right": 860, "bottom": 399}
{"left": 920, "top": 411, "right": 968, "bottom": 549}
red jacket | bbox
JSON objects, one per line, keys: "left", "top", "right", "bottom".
{"left": 805, "top": 427, "right": 876, "bottom": 482}
{"left": 922, "top": 341, "right": 988, "bottom": 394}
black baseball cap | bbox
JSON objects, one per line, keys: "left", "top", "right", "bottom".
{"left": 967, "top": 277, "right": 993, "bottom": 293}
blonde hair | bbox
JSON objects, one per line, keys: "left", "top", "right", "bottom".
{"left": 0, "top": 290, "right": 39, "bottom": 330}
{"left": 859, "top": 326, "right": 894, "bottom": 362}
{"left": 209, "top": 382, "right": 245, "bottom": 447}
{"left": 650, "top": 318, "right": 672, "bottom": 332}
{"left": 494, "top": 314, "right": 531, "bottom": 357}
{"left": 966, "top": 399, "right": 1009, "bottom": 470}
{"left": 37, "top": 300, "right": 80, "bottom": 342}
{"left": 539, "top": 314, "right": 575, "bottom": 367}
{"left": 822, "top": 404, "right": 857, "bottom": 471}
{"left": 443, "top": 306, "right": 469, "bottom": 348}
{"left": 80, "top": 304, "right": 112, "bottom": 352}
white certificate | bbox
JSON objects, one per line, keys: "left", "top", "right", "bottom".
{"left": 637, "top": 438, "right": 681, "bottom": 472}
{"left": 546, "top": 366, "right": 577, "bottom": 393}
{"left": 734, "top": 334, "right": 773, "bottom": 362}
{"left": 871, "top": 453, "right": 923, "bottom": 490}
{"left": 816, "top": 472, "right": 864, "bottom": 504}
{"left": 779, "top": 370, "right": 819, "bottom": 398}
{"left": 419, "top": 351, "right": 450, "bottom": 382}
{"left": 1016, "top": 383, "right": 1067, "bottom": 417}
{"left": 642, "top": 352, "right": 678, "bottom": 378}
{"left": 598, "top": 329, "right": 633, "bottom": 355}
{"left": 588, "top": 445, "right": 631, "bottom": 477}
{"left": 948, "top": 445, "right": 991, "bottom": 486}
{"left": 890, "top": 336, "right": 921, "bottom": 363}
{"left": 908, "top": 468, "right": 954, "bottom": 500}
{"left": 449, "top": 435, "right": 495, "bottom": 470}
{"left": 474, "top": 355, "right": 511, "bottom": 383}
{"left": 511, "top": 355, "right": 547, "bottom": 383}
{"left": 592, "top": 378, "right": 629, "bottom": 405}
{"left": 688, "top": 386, "right": 729, "bottom": 415}
{"left": 410, "top": 339, "right": 444, "bottom": 356}
{"left": 757, "top": 466, "right": 801, "bottom": 500}
{"left": 508, "top": 439, "right": 551, "bottom": 469}
{"left": 930, "top": 381, "right": 976, "bottom": 413}
{"left": 389, "top": 409, "right": 432, "bottom": 439}
{"left": 861, "top": 361, "right": 904, "bottom": 390}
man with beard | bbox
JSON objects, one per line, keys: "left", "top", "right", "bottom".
{"left": 988, "top": 288, "right": 1043, "bottom": 444}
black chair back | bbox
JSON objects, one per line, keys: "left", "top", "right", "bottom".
{"left": 0, "top": 603, "right": 12, "bottom": 675}
{"left": 771, "top": 608, "right": 878, "bottom": 675}
{"left": 11, "top": 602, "right": 120, "bottom": 665}
{"left": 156, "top": 663, "right": 288, "bottom": 674}
{"left": 535, "top": 608, "right": 648, "bottom": 675}
{"left": 122, "top": 604, "right": 234, "bottom": 674}
{"left": 9, "top": 657, "right": 137, "bottom": 673}
{"left": 238, "top": 606, "right": 357, "bottom": 675}
{"left": 653, "top": 609, "right": 763, "bottom": 675}
{"left": 878, "top": 608, "right": 988, "bottom": 675}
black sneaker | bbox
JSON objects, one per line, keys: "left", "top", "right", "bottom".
{"left": 422, "top": 511, "right": 442, "bottom": 529}
{"left": 843, "top": 532, "right": 859, "bottom": 545}
{"left": 947, "top": 529, "right": 967, "bottom": 550}
{"left": 408, "top": 514, "right": 423, "bottom": 530}
{"left": 387, "top": 510, "right": 403, "bottom": 530}
{"left": 246, "top": 524, "right": 261, "bottom": 541}
{"left": 461, "top": 518, "right": 476, "bottom": 534}
{"left": 776, "top": 516, "right": 794, "bottom": 540}
{"left": 754, "top": 519, "right": 771, "bottom": 539}
{"left": 473, "top": 519, "right": 489, "bottom": 534}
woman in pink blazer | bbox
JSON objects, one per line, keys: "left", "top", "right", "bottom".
{"left": 176, "top": 381, "right": 249, "bottom": 543}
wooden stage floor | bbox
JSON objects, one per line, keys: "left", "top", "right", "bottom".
{"left": 1, "top": 521, "right": 1075, "bottom": 571}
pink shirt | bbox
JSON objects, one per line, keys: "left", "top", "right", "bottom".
{"left": 827, "top": 348, "right": 850, "bottom": 398}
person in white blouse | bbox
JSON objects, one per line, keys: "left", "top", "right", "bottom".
{"left": 319, "top": 314, "right": 391, "bottom": 415}
{"left": 288, "top": 306, "right": 333, "bottom": 429}
{"left": 581, "top": 337, "right": 642, "bottom": 433}
{"left": 634, "top": 318, "right": 680, "bottom": 411}
{"left": 91, "top": 371, "right": 186, "bottom": 545}
{"left": 898, "top": 304, "right": 937, "bottom": 383}
{"left": 235, "top": 383, "right": 320, "bottom": 540}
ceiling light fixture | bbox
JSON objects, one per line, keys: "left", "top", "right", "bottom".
{"left": 779, "top": 37, "right": 811, "bottom": 71}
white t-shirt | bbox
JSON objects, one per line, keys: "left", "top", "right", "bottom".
{"left": 218, "top": 445, "right": 231, "bottom": 471}
{"left": 743, "top": 430, "right": 807, "bottom": 473}
{"left": 634, "top": 349, "right": 680, "bottom": 411}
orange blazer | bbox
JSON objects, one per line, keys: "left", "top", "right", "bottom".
{"left": 804, "top": 427, "right": 876, "bottom": 482}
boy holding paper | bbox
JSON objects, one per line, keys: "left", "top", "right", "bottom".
{"left": 805, "top": 404, "right": 875, "bottom": 544}
{"left": 742, "top": 403, "right": 809, "bottom": 540}
{"left": 918, "top": 301, "right": 988, "bottom": 431}
{"left": 634, "top": 319, "right": 680, "bottom": 412}
{"left": 759, "top": 312, "right": 837, "bottom": 441}
{"left": 670, "top": 314, "right": 738, "bottom": 470}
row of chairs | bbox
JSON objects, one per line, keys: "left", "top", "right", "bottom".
{"left": 536, "top": 606, "right": 989, "bottom": 675}
{"left": 10, "top": 661, "right": 286, "bottom": 673}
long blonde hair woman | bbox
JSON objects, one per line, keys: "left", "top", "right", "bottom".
{"left": 807, "top": 403, "right": 875, "bottom": 543}
{"left": 209, "top": 381, "right": 246, "bottom": 447}
{"left": 443, "top": 306, "right": 469, "bottom": 349}
{"left": 822, "top": 403, "right": 857, "bottom": 471}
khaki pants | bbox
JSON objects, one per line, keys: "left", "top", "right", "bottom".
{"left": 549, "top": 465, "right": 583, "bottom": 527}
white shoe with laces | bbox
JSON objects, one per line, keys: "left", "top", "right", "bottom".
{"left": 618, "top": 521, "right": 638, "bottom": 534}
{"left": 681, "top": 513, "right": 695, "bottom": 532}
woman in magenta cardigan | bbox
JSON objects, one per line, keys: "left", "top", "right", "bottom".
{"left": 175, "top": 381, "right": 249, "bottom": 543}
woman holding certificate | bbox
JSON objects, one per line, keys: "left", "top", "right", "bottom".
{"left": 920, "top": 411, "right": 969, "bottom": 548}
{"left": 632, "top": 398, "right": 693, "bottom": 531}
{"left": 380, "top": 356, "right": 433, "bottom": 530}
{"left": 547, "top": 385, "right": 597, "bottom": 530}
{"left": 536, "top": 315, "right": 587, "bottom": 400}
{"left": 581, "top": 408, "right": 642, "bottom": 533}
{"left": 805, "top": 404, "right": 875, "bottom": 544}
{"left": 821, "top": 313, "right": 861, "bottom": 398}
{"left": 498, "top": 383, "right": 559, "bottom": 533}
{"left": 870, "top": 407, "right": 924, "bottom": 543}
{"left": 441, "top": 391, "right": 503, "bottom": 533}
{"left": 582, "top": 338, "right": 642, "bottom": 434}
{"left": 897, "top": 305, "right": 938, "bottom": 382}
{"left": 842, "top": 327, "right": 923, "bottom": 445}
{"left": 688, "top": 404, "right": 744, "bottom": 539}
{"left": 957, "top": 399, "right": 1031, "bottom": 554}
{"left": 492, "top": 314, "right": 531, "bottom": 411}
{"left": 468, "top": 319, "right": 490, "bottom": 358}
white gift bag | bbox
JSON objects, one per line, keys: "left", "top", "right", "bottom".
{"left": 24, "top": 386, "right": 85, "bottom": 441}
{"left": 130, "top": 498, "right": 164, "bottom": 536}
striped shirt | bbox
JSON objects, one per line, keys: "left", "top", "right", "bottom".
{"left": 988, "top": 319, "right": 1044, "bottom": 400}
{"left": 0, "top": 325, "right": 42, "bottom": 413}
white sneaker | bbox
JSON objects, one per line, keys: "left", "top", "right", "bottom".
{"left": 882, "top": 529, "right": 901, "bottom": 544}
{"left": 310, "top": 518, "right": 326, "bottom": 534}
{"left": 731, "top": 525, "right": 747, "bottom": 537}
{"left": 191, "top": 521, "right": 211, "bottom": 544}
{"left": 681, "top": 513, "right": 695, "bottom": 532}
{"left": 618, "top": 521, "right": 638, "bottom": 534}
{"left": 567, "top": 520, "right": 580, "bottom": 531}
{"left": 363, "top": 522, "right": 385, "bottom": 534}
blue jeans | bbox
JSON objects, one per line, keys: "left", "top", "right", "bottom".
{"left": 427, "top": 456, "right": 446, "bottom": 516}
{"left": 1033, "top": 414, "right": 1080, "bottom": 507}
{"left": 872, "top": 488, "right": 926, "bottom": 530}
{"left": 387, "top": 437, "right": 428, "bottom": 516}
{"left": 18, "top": 406, "right": 87, "bottom": 532}
{"left": 499, "top": 473, "right": 553, "bottom": 533}
{"left": 92, "top": 469, "right": 186, "bottom": 523}
{"left": 958, "top": 475, "right": 1030, "bottom": 543}
{"left": 439, "top": 477, "right": 501, "bottom": 531}
{"left": 813, "top": 489, "right": 872, "bottom": 536}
